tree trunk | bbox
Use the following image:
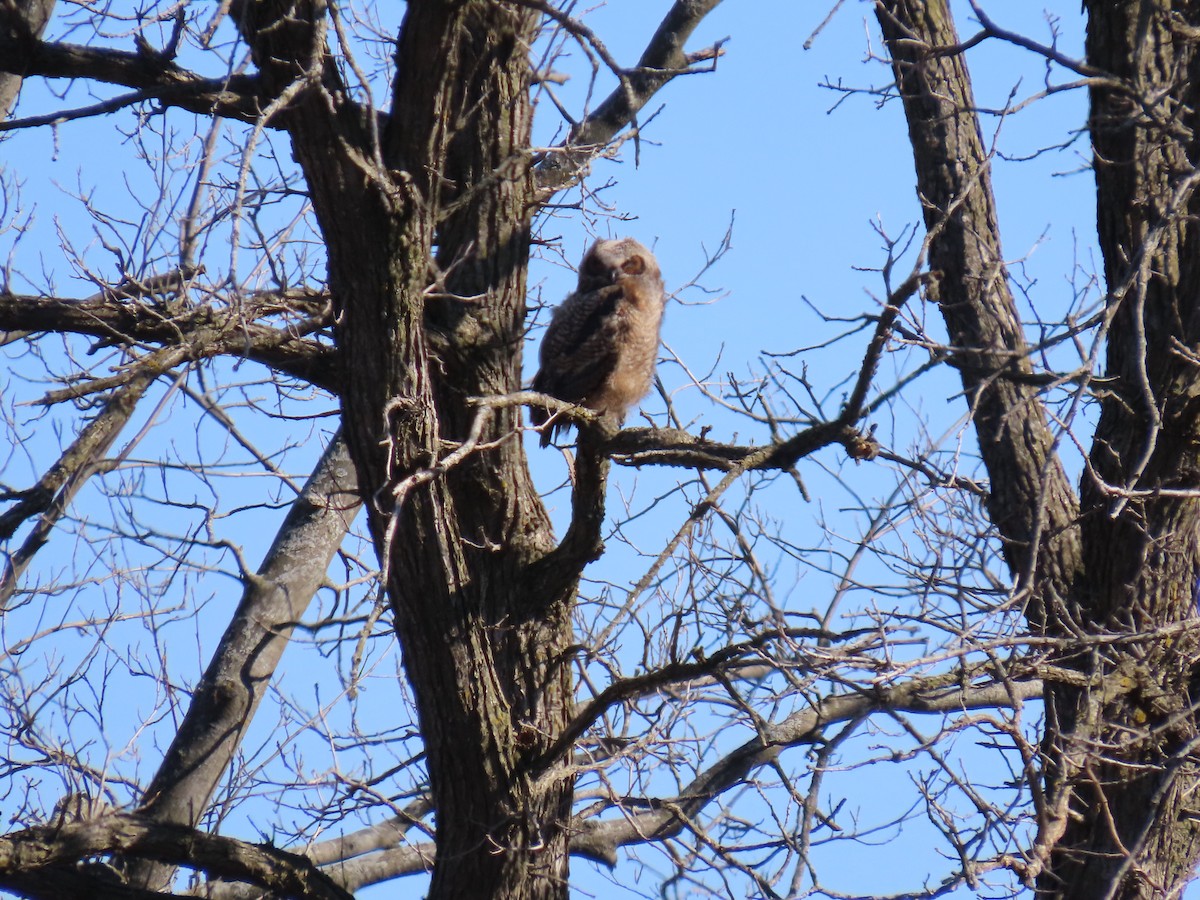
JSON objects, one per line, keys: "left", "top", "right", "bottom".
{"left": 237, "top": 2, "right": 577, "bottom": 897}
{"left": 877, "top": 1, "right": 1200, "bottom": 896}
{"left": 1047, "top": 3, "right": 1200, "bottom": 897}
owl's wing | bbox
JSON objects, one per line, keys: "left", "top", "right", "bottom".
{"left": 533, "top": 284, "right": 625, "bottom": 400}
{"left": 530, "top": 284, "right": 624, "bottom": 442}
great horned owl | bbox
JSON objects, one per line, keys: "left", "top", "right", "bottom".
{"left": 530, "top": 238, "right": 666, "bottom": 447}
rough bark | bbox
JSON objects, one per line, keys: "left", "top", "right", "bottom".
{"left": 877, "top": 1, "right": 1200, "bottom": 897}
{"left": 377, "top": 7, "right": 577, "bottom": 897}
{"left": 872, "top": 0, "right": 1082, "bottom": 629}
{"left": 1050, "top": 3, "right": 1200, "bottom": 897}
{"left": 235, "top": 2, "right": 572, "bottom": 897}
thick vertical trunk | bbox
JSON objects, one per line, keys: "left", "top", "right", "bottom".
{"left": 0, "top": 0, "right": 56, "bottom": 118}
{"left": 238, "top": 2, "right": 574, "bottom": 897}
{"left": 1045, "top": 3, "right": 1200, "bottom": 897}
{"left": 877, "top": 1, "right": 1200, "bottom": 897}
{"left": 372, "top": 6, "right": 574, "bottom": 897}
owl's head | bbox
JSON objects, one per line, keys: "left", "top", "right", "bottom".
{"left": 577, "top": 237, "right": 661, "bottom": 293}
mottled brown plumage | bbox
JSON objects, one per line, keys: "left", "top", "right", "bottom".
{"left": 530, "top": 238, "right": 666, "bottom": 446}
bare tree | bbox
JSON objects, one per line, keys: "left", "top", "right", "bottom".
{"left": 3, "top": 1, "right": 1200, "bottom": 899}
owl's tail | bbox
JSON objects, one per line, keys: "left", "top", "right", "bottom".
{"left": 528, "top": 401, "right": 560, "bottom": 448}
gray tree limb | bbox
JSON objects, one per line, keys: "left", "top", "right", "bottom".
{"left": 127, "top": 432, "right": 360, "bottom": 891}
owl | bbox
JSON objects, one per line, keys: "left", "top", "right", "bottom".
{"left": 530, "top": 238, "right": 666, "bottom": 447}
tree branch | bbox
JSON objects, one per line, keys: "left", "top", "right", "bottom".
{"left": 534, "top": 0, "right": 727, "bottom": 191}
{"left": 127, "top": 432, "right": 360, "bottom": 890}
{"left": 874, "top": 0, "right": 1082, "bottom": 629}
{"left": 256, "top": 668, "right": 1045, "bottom": 887}
{"left": 0, "top": 288, "right": 338, "bottom": 392}
{"left": 568, "top": 669, "right": 1045, "bottom": 866}
{"left": 0, "top": 813, "right": 353, "bottom": 900}
{"left": 0, "top": 30, "right": 270, "bottom": 124}
{"left": 0, "top": 0, "right": 56, "bottom": 119}
{"left": 528, "top": 626, "right": 874, "bottom": 777}
{"left": 0, "top": 369, "right": 155, "bottom": 608}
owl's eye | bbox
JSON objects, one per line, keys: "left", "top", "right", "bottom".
{"left": 620, "top": 256, "right": 645, "bottom": 276}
